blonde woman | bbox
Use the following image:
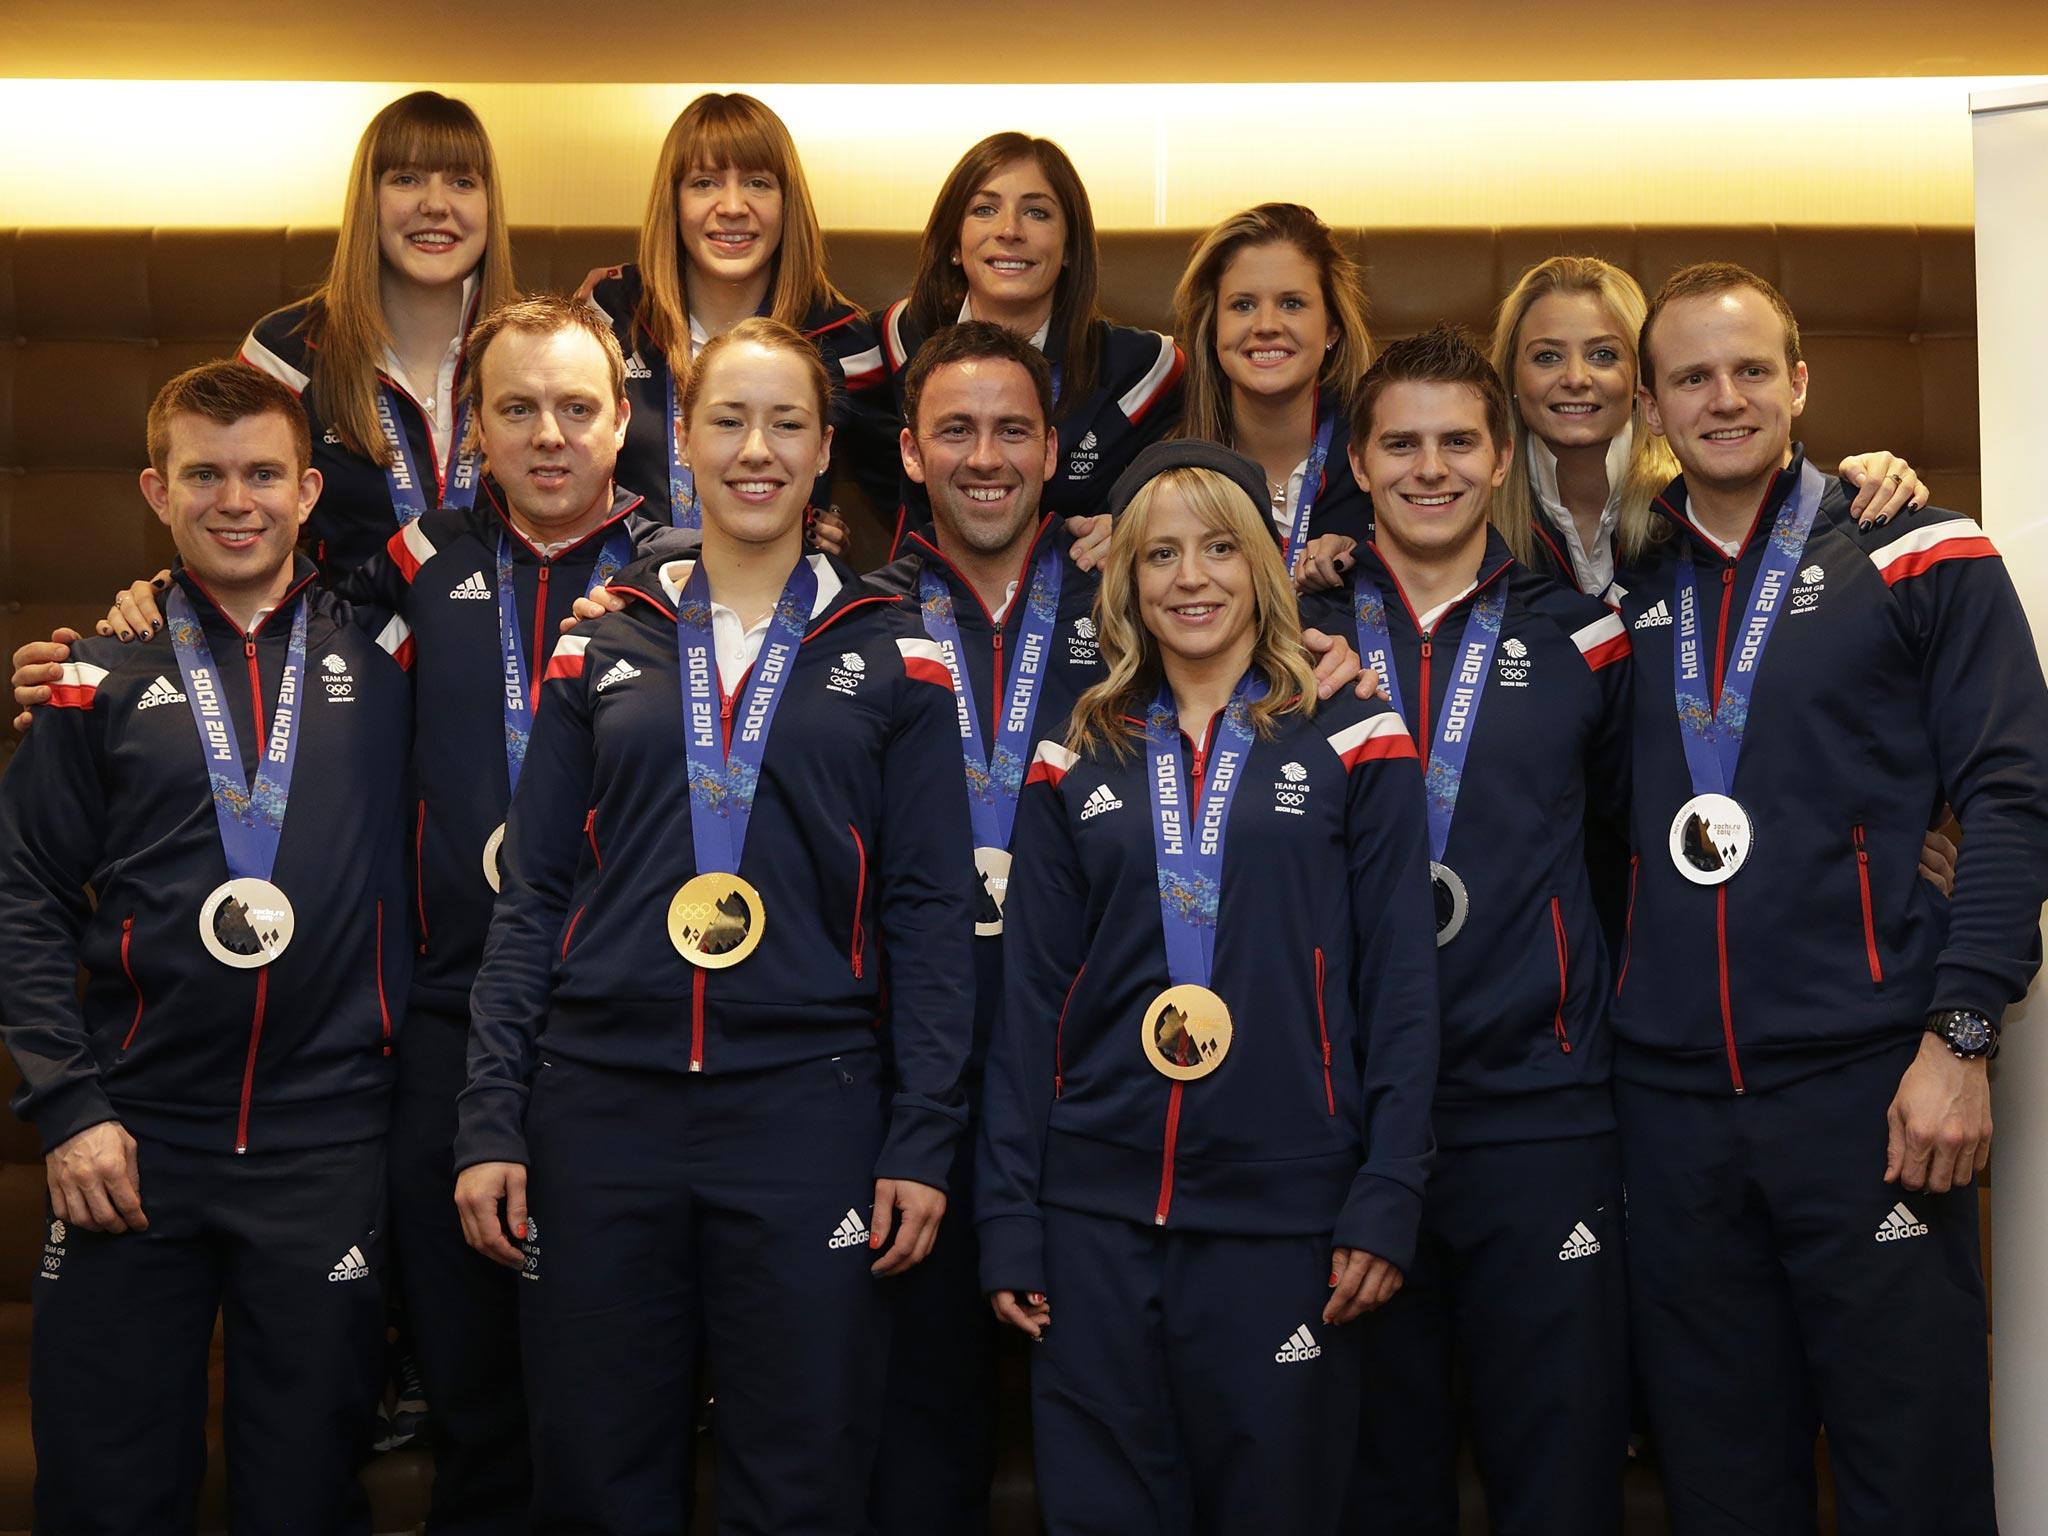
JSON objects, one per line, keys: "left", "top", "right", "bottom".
{"left": 578, "top": 92, "right": 885, "bottom": 542}
{"left": 1173, "top": 203, "right": 1376, "bottom": 579}
{"left": 977, "top": 439, "right": 1438, "bottom": 1535}
{"left": 242, "top": 91, "right": 516, "bottom": 575}
{"left": 1489, "top": 254, "right": 1925, "bottom": 596}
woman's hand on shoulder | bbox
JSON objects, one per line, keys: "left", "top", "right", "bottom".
{"left": 1838, "top": 452, "right": 1926, "bottom": 526}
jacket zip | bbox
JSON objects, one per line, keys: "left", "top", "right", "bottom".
{"left": 119, "top": 916, "right": 145, "bottom": 1051}
{"left": 689, "top": 967, "right": 707, "bottom": 1073}
{"left": 585, "top": 808, "right": 603, "bottom": 869}
{"left": 1712, "top": 556, "right": 1744, "bottom": 1093}
{"left": 847, "top": 823, "right": 867, "bottom": 979}
{"left": 1853, "top": 824, "right": 1884, "bottom": 983}
{"left": 1549, "top": 897, "right": 1573, "bottom": 1053}
{"left": 1313, "top": 946, "right": 1334, "bottom": 1113}
{"left": 234, "top": 619, "right": 276, "bottom": 1153}
{"left": 1054, "top": 964, "right": 1086, "bottom": 1098}
{"left": 414, "top": 801, "right": 429, "bottom": 953}
{"left": 235, "top": 971, "right": 269, "bottom": 1153}
{"left": 531, "top": 564, "right": 552, "bottom": 706}
{"left": 374, "top": 900, "right": 392, "bottom": 1056}
{"left": 1617, "top": 856, "right": 1639, "bottom": 995}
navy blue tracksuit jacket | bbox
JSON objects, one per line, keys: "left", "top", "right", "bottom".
{"left": 1611, "top": 449, "right": 2048, "bottom": 1093}
{"left": 455, "top": 551, "right": 978, "bottom": 1189}
{"left": 0, "top": 561, "right": 412, "bottom": 1155}
{"left": 244, "top": 295, "right": 483, "bottom": 578}
{"left": 978, "top": 687, "right": 1441, "bottom": 1292}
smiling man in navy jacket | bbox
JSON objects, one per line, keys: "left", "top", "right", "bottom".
{"left": 1300, "top": 325, "right": 1635, "bottom": 1535}
{"left": 1612, "top": 263, "right": 2048, "bottom": 1533}
{"left": 0, "top": 362, "right": 412, "bottom": 1532}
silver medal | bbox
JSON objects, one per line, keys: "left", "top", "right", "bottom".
{"left": 1669, "top": 793, "right": 1753, "bottom": 886}
{"left": 199, "top": 876, "right": 296, "bottom": 968}
{"left": 1429, "top": 860, "right": 1469, "bottom": 947}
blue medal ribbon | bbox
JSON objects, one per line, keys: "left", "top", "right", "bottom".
{"left": 664, "top": 365, "right": 701, "bottom": 531}
{"left": 375, "top": 384, "right": 477, "bottom": 525}
{"left": 164, "top": 587, "right": 309, "bottom": 885}
{"left": 917, "top": 542, "right": 1064, "bottom": 851}
{"left": 676, "top": 556, "right": 818, "bottom": 874}
{"left": 1142, "top": 674, "right": 1262, "bottom": 988}
{"left": 497, "top": 525, "right": 632, "bottom": 798}
{"left": 1351, "top": 577, "right": 1507, "bottom": 865}
{"left": 1672, "top": 461, "right": 1825, "bottom": 799}
{"left": 1278, "top": 394, "right": 1338, "bottom": 575}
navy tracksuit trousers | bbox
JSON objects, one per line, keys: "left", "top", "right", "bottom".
{"left": 1354, "top": 1131, "right": 1629, "bottom": 1536}
{"left": 31, "top": 1134, "right": 387, "bottom": 1535}
{"left": 870, "top": 1111, "right": 1000, "bottom": 1536}
{"left": 389, "top": 1002, "right": 529, "bottom": 1534}
{"left": 1617, "top": 1039, "right": 1995, "bottom": 1535}
{"left": 519, "top": 1052, "right": 894, "bottom": 1535}
{"left": 1030, "top": 1205, "right": 1362, "bottom": 1536}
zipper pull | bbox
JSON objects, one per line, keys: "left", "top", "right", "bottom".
{"left": 1722, "top": 565, "right": 1736, "bottom": 586}
{"left": 244, "top": 638, "right": 256, "bottom": 660}
{"left": 1419, "top": 638, "right": 1432, "bottom": 661}
{"left": 1854, "top": 825, "right": 1869, "bottom": 865}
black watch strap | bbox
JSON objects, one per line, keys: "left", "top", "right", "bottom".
{"left": 1926, "top": 1009, "right": 1999, "bottom": 1060}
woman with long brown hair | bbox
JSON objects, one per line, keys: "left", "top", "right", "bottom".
{"left": 874, "top": 132, "right": 1185, "bottom": 546}
{"left": 579, "top": 92, "right": 886, "bottom": 543}
{"left": 242, "top": 91, "right": 516, "bottom": 575}
{"left": 978, "top": 439, "right": 1439, "bottom": 1535}
{"left": 1173, "top": 203, "right": 1376, "bottom": 577}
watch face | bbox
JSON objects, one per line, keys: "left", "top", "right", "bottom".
{"left": 1952, "top": 1015, "right": 1993, "bottom": 1055}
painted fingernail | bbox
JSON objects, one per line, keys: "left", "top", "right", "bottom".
{"left": 1028, "top": 1292, "right": 1045, "bottom": 1305}
{"left": 1329, "top": 1272, "right": 1338, "bottom": 1286}
{"left": 869, "top": 1233, "right": 881, "bottom": 1248}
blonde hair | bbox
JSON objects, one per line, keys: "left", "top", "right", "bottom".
{"left": 1488, "top": 255, "right": 1676, "bottom": 569}
{"left": 1067, "top": 467, "right": 1316, "bottom": 760}
{"left": 307, "top": 92, "right": 516, "bottom": 463}
{"left": 632, "top": 93, "right": 847, "bottom": 365}
{"left": 1172, "top": 204, "right": 1374, "bottom": 447}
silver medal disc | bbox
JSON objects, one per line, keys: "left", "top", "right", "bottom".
{"left": 199, "top": 876, "right": 296, "bottom": 969}
{"left": 1429, "top": 860, "right": 1469, "bottom": 947}
{"left": 1669, "top": 793, "right": 1753, "bottom": 886}
{"left": 973, "top": 846, "right": 1012, "bottom": 938}
{"left": 483, "top": 823, "right": 506, "bottom": 894}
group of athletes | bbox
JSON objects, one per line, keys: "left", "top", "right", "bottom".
{"left": 1, "top": 85, "right": 2044, "bottom": 1536}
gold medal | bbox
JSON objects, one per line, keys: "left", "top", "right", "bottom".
{"left": 667, "top": 872, "right": 766, "bottom": 968}
{"left": 1140, "top": 984, "right": 1233, "bottom": 1081}
{"left": 482, "top": 823, "right": 506, "bottom": 894}
{"left": 973, "top": 846, "right": 1012, "bottom": 938}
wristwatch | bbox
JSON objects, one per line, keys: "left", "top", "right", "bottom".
{"left": 1926, "top": 1009, "right": 2000, "bottom": 1061}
